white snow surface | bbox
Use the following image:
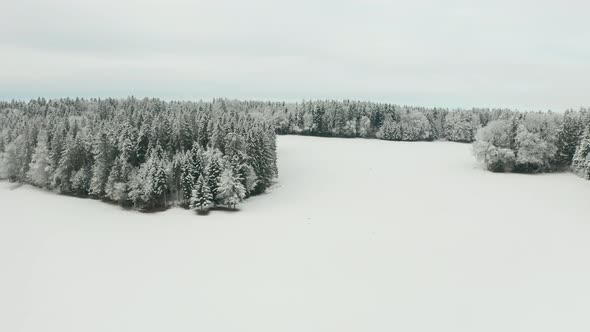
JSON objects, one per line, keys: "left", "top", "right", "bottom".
{"left": 2, "top": 135, "right": 590, "bottom": 332}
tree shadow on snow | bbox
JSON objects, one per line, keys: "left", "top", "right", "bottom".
{"left": 8, "top": 182, "right": 24, "bottom": 190}
{"left": 210, "top": 206, "right": 240, "bottom": 213}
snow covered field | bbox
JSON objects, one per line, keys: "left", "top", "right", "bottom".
{"left": 2, "top": 135, "right": 590, "bottom": 332}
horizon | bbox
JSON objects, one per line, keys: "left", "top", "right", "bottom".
{"left": 0, "top": 95, "right": 585, "bottom": 113}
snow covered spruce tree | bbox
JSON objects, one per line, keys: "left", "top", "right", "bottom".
{"left": 190, "top": 175, "right": 213, "bottom": 213}
{"left": 572, "top": 125, "right": 590, "bottom": 179}
{"left": 0, "top": 98, "right": 278, "bottom": 213}
{"left": 554, "top": 110, "right": 584, "bottom": 168}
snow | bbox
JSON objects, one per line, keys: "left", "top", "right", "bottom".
{"left": 2, "top": 135, "right": 590, "bottom": 332}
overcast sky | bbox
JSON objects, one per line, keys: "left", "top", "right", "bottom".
{"left": 1, "top": 0, "right": 588, "bottom": 110}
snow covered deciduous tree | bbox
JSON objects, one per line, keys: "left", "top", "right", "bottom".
{"left": 0, "top": 140, "right": 21, "bottom": 181}
{"left": 216, "top": 166, "right": 246, "bottom": 209}
{"left": 514, "top": 124, "right": 557, "bottom": 173}
{"left": 473, "top": 120, "right": 516, "bottom": 172}
{"left": 28, "top": 130, "right": 51, "bottom": 187}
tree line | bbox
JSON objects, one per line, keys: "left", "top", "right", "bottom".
{"left": 262, "top": 100, "right": 499, "bottom": 142}
{"left": 254, "top": 99, "right": 590, "bottom": 178}
{"left": 0, "top": 98, "right": 277, "bottom": 213}
{"left": 2, "top": 97, "right": 589, "bottom": 208}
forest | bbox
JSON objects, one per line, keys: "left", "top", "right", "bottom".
{"left": 259, "top": 100, "right": 590, "bottom": 177}
{"left": 0, "top": 98, "right": 278, "bottom": 212}
{"left": 1, "top": 98, "right": 590, "bottom": 214}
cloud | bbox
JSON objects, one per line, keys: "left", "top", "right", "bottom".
{"left": 1, "top": 0, "right": 589, "bottom": 110}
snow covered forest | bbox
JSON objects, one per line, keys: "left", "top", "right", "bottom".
{"left": 0, "top": 98, "right": 278, "bottom": 212}
{"left": 263, "top": 100, "right": 590, "bottom": 177}
{"left": 1, "top": 97, "right": 590, "bottom": 213}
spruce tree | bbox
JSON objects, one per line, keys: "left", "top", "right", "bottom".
{"left": 572, "top": 126, "right": 590, "bottom": 179}
{"left": 180, "top": 150, "right": 196, "bottom": 206}
{"left": 205, "top": 152, "right": 222, "bottom": 205}
{"left": 70, "top": 166, "right": 92, "bottom": 196}
{"left": 555, "top": 110, "right": 583, "bottom": 168}
{"left": 170, "top": 151, "right": 186, "bottom": 203}
{"left": 190, "top": 175, "right": 213, "bottom": 213}
{"left": 127, "top": 148, "right": 168, "bottom": 210}
{"left": 105, "top": 154, "right": 132, "bottom": 204}
{"left": 89, "top": 132, "right": 114, "bottom": 196}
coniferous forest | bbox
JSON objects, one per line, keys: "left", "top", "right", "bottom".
{"left": 1, "top": 97, "right": 590, "bottom": 214}
{"left": 0, "top": 98, "right": 277, "bottom": 212}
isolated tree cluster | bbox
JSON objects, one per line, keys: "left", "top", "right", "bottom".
{"left": 0, "top": 98, "right": 277, "bottom": 213}
{"left": 473, "top": 110, "right": 590, "bottom": 177}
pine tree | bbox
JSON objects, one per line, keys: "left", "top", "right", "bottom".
{"left": 70, "top": 166, "right": 92, "bottom": 196}
{"left": 224, "top": 132, "right": 245, "bottom": 158}
{"left": 189, "top": 143, "right": 205, "bottom": 180}
{"left": 105, "top": 154, "right": 132, "bottom": 204}
{"left": 127, "top": 148, "right": 168, "bottom": 210}
{"left": 311, "top": 104, "right": 326, "bottom": 135}
{"left": 89, "top": 132, "right": 114, "bottom": 196}
{"left": 572, "top": 126, "right": 590, "bottom": 179}
{"left": 209, "top": 122, "right": 226, "bottom": 152}
{"left": 555, "top": 110, "right": 583, "bottom": 168}
{"left": 48, "top": 123, "right": 67, "bottom": 181}
{"left": 134, "top": 122, "right": 150, "bottom": 166}
{"left": 180, "top": 150, "right": 196, "bottom": 206}
{"left": 170, "top": 151, "right": 186, "bottom": 203}
{"left": 246, "top": 128, "right": 275, "bottom": 194}
{"left": 205, "top": 150, "right": 222, "bottom": 205}
{"left": 151, "top": 152, "right": 169, "bottom": 208}
{"left": 51, "top": 131, "right": 91, "bottom": 194}
{"left": 376, "top": 117, "right": 397, "bottom": 140}
{"left": 190, "top": 175, "right": 213, "bottom": 213}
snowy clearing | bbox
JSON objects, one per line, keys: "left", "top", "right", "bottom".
{"left": 2, "top": 135, "right": 590, "bottom": 332}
